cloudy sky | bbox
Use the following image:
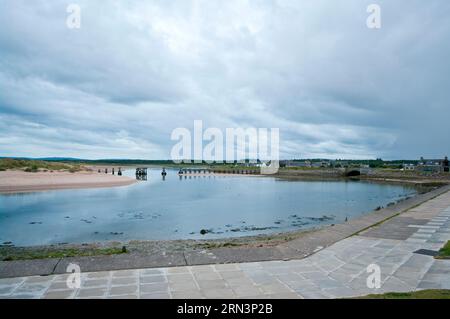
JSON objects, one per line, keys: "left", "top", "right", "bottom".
{"left": 1, "top": 0, "right": 449, "bottom": 160}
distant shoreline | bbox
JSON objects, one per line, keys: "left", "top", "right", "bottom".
{"left": 1, "top": 165, "right": 448, "bottom": 194}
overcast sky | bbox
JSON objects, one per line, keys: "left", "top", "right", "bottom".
{"left": 1, "top": 0, "right": 449, "bottom": 160}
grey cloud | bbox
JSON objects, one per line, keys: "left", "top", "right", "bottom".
{"left": 0, "top": 0, "right": 449, "bottom": 159}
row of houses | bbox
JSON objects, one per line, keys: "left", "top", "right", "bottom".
{"left": 281, "top": 160, "right": 360, "bottom": 168}
{"left": 281, "top": 156, "right": 450, "bottom": 173}
{"left": 282, "top": 160, "right": 332, "bottom": 168}
{"left": 232, "top": 156, "right": 449, "bottom": 173}
{"left": 407, "top": 156, "right": 450, "bottom": 173}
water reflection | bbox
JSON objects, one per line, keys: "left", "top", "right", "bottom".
{"left": 0, "top": 168, "right": 418, "bottom": 246}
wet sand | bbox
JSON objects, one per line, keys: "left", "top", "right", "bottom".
{"left": 0, "top": 170, "right": 137, "bottom": 194}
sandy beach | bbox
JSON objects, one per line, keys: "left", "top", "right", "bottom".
{"left": 0, "top": 170, "right": 137, "bottom": 193}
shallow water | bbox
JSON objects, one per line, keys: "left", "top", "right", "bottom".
{"left": 0, "top": 169, "right": 417, "bottom": 246}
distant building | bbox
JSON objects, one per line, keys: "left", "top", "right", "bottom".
{"left": 416, "top": 157, "right": 448, "bottom": 173}
{"left": 311, "top": 161, "right": 331, "bottom": 168}
{"left": 284, "top": 160, "right": 311, "bottom": 168}
{"left": 418, "top": 156, "right": 440, "bottom": 166}
{"left": 402, "top": 163, "right": 415, "bottom": 171}
{"left": 443, "top": 156, "right": 449, "bottom": 172}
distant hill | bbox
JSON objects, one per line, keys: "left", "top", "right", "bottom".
{"left": 37, "top": 157, "right": 83, "bottom": 161}
{"left": 0, "top": 156, "right": 426, "bottom": 167}
{"left": 0, "top": 157, "right": 178, "bottom": 166}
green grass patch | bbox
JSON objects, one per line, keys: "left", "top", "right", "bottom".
{"left": 1, "top": 247, "right": 127, "bottom": 261}
{"left": 356, "top": 289, "right": 450, "bottom": 299}
{"left": 436, "top": 241, "right": 450, "bottom": 259}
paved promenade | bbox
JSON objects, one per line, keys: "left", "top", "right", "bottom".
{"left": 1, "top": 190, "right": 449, "bottom": 299}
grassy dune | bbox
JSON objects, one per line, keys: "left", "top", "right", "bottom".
{"left": 0, "top": 158, "right": 83, "bottom": 173}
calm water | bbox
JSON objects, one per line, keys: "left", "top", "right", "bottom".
{"left": 0, "top": 169, "right": 417, "bottom": 246}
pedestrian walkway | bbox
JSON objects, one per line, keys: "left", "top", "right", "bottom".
{"left": 1, "top": 191, "right": 449, "bottom": 299}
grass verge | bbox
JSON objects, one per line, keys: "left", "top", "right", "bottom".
{"left": 436, "top": 241, "right": 450, "bottom": 259}
{"left": 356, "top": 289, "right": 450, "bottom": 299}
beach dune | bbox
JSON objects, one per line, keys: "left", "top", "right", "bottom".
{"left": 0, "top": 170, "right": 136, "bottom": 193}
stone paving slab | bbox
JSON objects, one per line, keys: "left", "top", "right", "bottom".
{"left": 53, "top": 252, "right": 187, "bottom": 275}
{"left": 0, "top": 259, "right": 59, "bottom": 278}
{"left": 361, "top": 218, "right": 429, "bottom": 240}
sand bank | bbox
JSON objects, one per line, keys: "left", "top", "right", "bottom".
{"left": 0, "top": 170, "right": 136, "bottom": 194}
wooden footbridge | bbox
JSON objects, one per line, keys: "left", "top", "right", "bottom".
{"left": 178, "top": 168, "right": 259, "bottom": 175}
{"left": 133, "top": 167, "right": 261, "bottom": 179}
